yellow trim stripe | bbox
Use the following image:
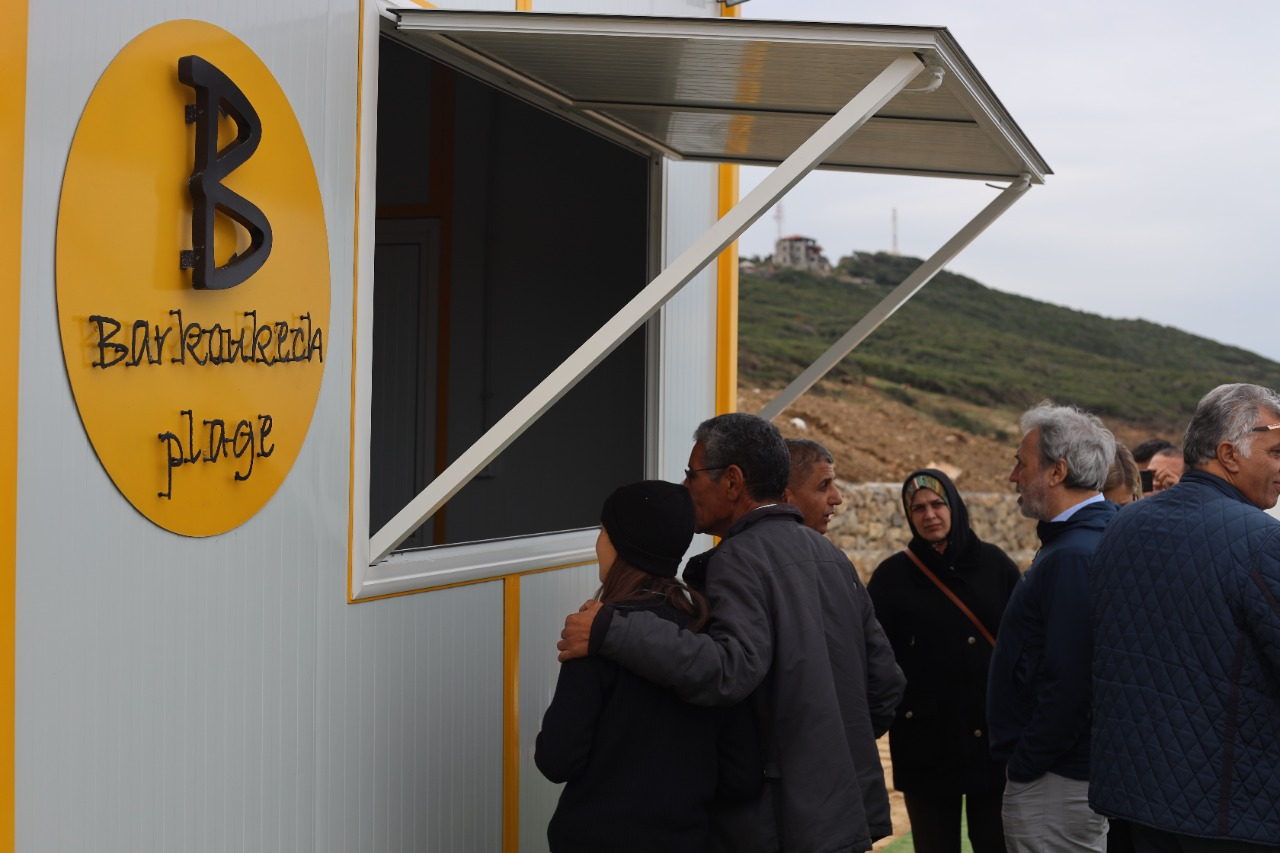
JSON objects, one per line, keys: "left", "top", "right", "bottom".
{"left": 0, "top": 0, "right": 26, "bottom": 846}
{"left": 715, "top": 164, "right": 739, "bottom": 416}
{"left": 715, "top": 2, "right": 742, "bottom": 416}
{"left": 502, "top": 575, "right": 522, "bottom": 853}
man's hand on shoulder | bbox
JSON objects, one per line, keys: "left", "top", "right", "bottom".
{"left": 557, "top": 600, "right": 602, "bottom": 662}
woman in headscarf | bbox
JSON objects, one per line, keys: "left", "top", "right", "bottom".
{"left": 867, "top": 469, "right": 1021, "bottom": 853}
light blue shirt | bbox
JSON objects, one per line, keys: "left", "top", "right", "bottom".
{"left": 1051, "top": 492, "right": 1104, "bottom": 523}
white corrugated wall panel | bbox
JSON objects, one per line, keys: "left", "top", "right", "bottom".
{"left": 659, "top": 157, "right": 721, "bottom": 556}
{"left": 16, "top": 2, "right": 505, "bottom": 851}
{"left": 517, "top": 563, "right": 601, "bottom": 853}
{"left": 660, "top": 158, "right": 721, "bottom": 475}
{"left": 315, "top": 581, "right": 505, "bottom": 853}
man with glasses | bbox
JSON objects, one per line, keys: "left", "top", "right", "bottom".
{"left": 558, "top": 412, "right": 905, "bottom": 853}
{"left": 1090, "top": 384, "right": 1280, "bottom": 852}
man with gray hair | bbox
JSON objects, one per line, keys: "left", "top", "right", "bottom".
{"left": 1090, "top": 384, "right": 1280, "bottom": 852}
{"left": 988, "top": 402, "right": 1117, "bottom": 853}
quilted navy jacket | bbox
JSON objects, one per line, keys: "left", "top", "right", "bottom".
{"left": 1090, "top": 471, "right": 1280, "bottom": 845}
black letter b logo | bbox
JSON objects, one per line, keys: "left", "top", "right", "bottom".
{"left": 179, "top": 55, "right": 273, "bottom": 291}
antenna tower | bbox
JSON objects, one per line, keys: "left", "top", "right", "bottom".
{"left": 891, "top": 207, "right": 899, "bottom": 256}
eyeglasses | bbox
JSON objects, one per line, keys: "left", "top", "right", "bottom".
{"left": 684, "top": 465, "right": 727, "bottom": 480}
{"left": 1252, "top": 423, "right": 1280, "bottom": 432}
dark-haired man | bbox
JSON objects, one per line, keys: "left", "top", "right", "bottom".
{"left": 1132, "top": 438, "right": 1178, "bottom": 494}
{"left": 1130, "top": 438, "right": 1175, "bottom": 466}
{"left": 783, "top": 438, "right": 844, "bottom": 534}
{"left": 1146, "top": 445, "right": 1185, "bottom": 492}
{"left": 559, "top": 413, "right": 905, "bottom": 853}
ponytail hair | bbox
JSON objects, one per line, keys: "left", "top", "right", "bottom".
{"left": 597, "top": 558, "right": 709, "bottom": 633}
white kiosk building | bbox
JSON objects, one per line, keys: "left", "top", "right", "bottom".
{"left": 5, "top": 1, "right": 1048, "bottom": 850}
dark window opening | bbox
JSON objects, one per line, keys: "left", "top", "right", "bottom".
{"left": 370, "top": 37, "right": 650, "bottom": 549}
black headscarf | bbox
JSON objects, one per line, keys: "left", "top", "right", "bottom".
{"left": 901, "top": 468, "right": 977, "bottom": 572}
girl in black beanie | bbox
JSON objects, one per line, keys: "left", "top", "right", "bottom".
{"left": 535, "top": 480, "right": 759, "bottom": 853}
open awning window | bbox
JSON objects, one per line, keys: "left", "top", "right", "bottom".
{"left": 385, "top": 8, "right": 1049, "bottom": 182}
{"left": 359, "top": 7, "right": 1049, "bottom": 585}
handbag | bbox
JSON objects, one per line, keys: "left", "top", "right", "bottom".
{"left": 901, "top": 548, "right": 996, "bottom": 647}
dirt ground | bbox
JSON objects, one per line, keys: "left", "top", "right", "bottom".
{"left": 742, "top": 381, "right": 1177, "bottom": 490}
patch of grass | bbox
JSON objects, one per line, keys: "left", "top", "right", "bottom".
{"left": 881, "top": 834, "right": 914, "bottom": 852}
{"left": 929, "top": 405, "right": 994, "bottom": 438}
{"left": 881, "top": 384, "right": 917, "bottom": 407}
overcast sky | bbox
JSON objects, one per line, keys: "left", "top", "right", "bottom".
{"left": 735, "top": 1, "right": 1280, "bottom": 362}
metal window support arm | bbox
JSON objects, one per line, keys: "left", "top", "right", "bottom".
{"left": 756, "top": 172, "right": 1032, "bottom": 423}
{"left": 368, "top": 52, "right": 925, "bottom": 564}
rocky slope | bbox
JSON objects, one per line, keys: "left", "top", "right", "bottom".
{"left": 745, "top": 380, "right": 1179, "bottom": 491}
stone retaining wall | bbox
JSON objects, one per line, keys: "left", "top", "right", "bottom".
{"left": 827, "top": 481, "right": 1039, "bottom": 584}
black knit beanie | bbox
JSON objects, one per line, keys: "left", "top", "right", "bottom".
{"left": 599, "top": 480, "right": 695, "bottom": 578}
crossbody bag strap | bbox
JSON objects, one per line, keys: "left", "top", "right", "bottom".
{"left": 901, "top": 548, "right": 996, "bottom": 647}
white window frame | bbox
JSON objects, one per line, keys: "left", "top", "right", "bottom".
{"left": 349, "top": 7, "right": 1044, "bottom": 601}
{"left": 351, "top": 16, "right": 668, "bottom": 600}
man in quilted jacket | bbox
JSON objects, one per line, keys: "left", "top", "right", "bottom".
{"left": 988, "top": 402, "right": 1117, "bottom": 853}
{"left": 1091, "top": 383, "right": 1280, "bottom": 852}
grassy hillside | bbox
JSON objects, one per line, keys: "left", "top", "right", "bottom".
{"left": 739, "top": 253, "right": 1280, "bottom": 430}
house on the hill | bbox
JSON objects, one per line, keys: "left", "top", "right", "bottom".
{"left": 776, "top": 234, "right": 831, "bottom": 273}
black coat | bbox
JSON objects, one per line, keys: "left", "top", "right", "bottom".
{"left": 594, "top": 505, "right": 905, "bottom": 853}
{"left": 867, "top": 469, "right": 1020, "bottom": 793}
{"left": 535, "top": 601, "right": 760, "bottom": 853}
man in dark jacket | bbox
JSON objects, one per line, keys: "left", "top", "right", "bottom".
{"left": 558, "top": 413, "right": 906, "bottom": 853}
{"left": 988, "top": 402, "right": 1117, "bottom": 853}
{"left": 1091, "top": 383, "right": 1280, "bottom": 852}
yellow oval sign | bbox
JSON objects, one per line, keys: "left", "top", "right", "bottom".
{"left": 56, "top": 21, "right": 330, "bottom": 537}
